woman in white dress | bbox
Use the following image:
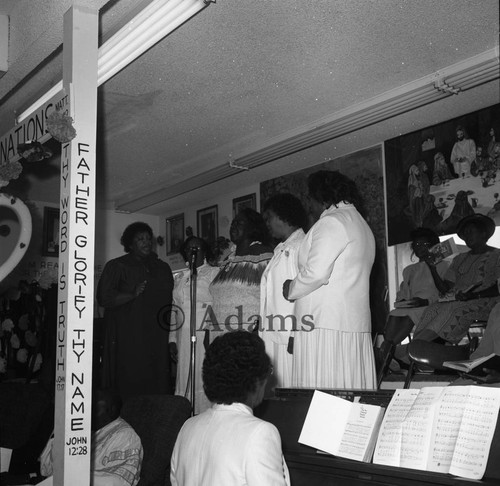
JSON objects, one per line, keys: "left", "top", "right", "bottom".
{"left": 260, "top": 193, "right": 307, "bottom": 389}
{"left": 170, "top": 236, "right": 219, "bottom": 414}
{"left": 283, "top": 170, "right": 377, "bottom": 389}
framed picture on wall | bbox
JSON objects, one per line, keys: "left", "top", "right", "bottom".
{"left": 42, "top": 207, "right": 60, "bottom": 256}
{"left": 232, "top": 193, "right": 256, "bottom": 218}
{"left": 166, "top": 213, "right": 184, "bottom": 255}
{"left": 197, "top": 205, "right": 218, "bottom": 243}
{"left": 384, "top": 103, "right": 500, "bottom": 246}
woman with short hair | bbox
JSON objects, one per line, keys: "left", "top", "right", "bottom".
{"left": 283, "top": 170, "right": 377, "bottom": 389}
{"left": 260, "top": 193, "right": 308, "bottom": 388}
{"left": 170, "top": 235, "right": 219, "bottom": 414}
{"left": 209, "top": 208, "right": 273, "bottom": 333}
{"left": 170, "top": 331, "right": 290, "bottom": 486}
{"left": 97, "top": 221, "right": 174, "bottom": 398}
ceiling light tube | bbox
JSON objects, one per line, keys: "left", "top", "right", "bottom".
{"left": 97, "top": 0, "right": 209, "bottom": 85}
{"left": 17, "top": 0, "right": 211, "bottom": 123}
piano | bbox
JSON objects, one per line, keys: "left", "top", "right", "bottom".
{"left": 254, "top": 388, "right": 500, "bottom": 486}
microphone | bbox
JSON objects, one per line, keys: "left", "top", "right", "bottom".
{"left": 190, "top": 247, "right": 198, "bottom": 269}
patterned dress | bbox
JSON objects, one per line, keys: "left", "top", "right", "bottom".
{"left": 41, "top": 417, "right": 143, "bottom": 486}
{"left": 414, "top": 249, "right": 500, "bottom": 343}
{"left": 209, "top": 245, "right": 272, "bottom": 333}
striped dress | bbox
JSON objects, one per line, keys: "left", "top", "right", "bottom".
{"left": 209, "top": 245, "right": 272, "bottom": 334}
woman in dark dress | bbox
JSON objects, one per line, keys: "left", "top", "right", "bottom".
{"left": 97, "top": 222, "right": 174, "bottom": 399}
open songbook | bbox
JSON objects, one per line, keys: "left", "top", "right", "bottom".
{"left": 443, "top": 353, "right": 498, "bottom": 373}
{"left": 372, "top": 386, "right": 500, "bottom": 480}
{"left": 298, "top": 390, "right": 385, "bottom": 463}
{"left": 428, "top": 237, "right": 459, "bottom": 265}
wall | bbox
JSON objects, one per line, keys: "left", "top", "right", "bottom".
{"left": 0, "top": 200, "right": 159, "bottom": 315}
{"left": 163, "top": 182, "right": 260, "bottom": 271}
{"left": 94, "top": 209, "right": 160, "bottom": 280}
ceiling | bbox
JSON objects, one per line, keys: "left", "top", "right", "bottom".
{"left": 0, "top": 0, "right": 499, "bottom": 215}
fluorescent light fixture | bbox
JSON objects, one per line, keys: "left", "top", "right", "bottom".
{"left": 16, "top": 82, "right": 64, "bottom": 122}
{"left": 97, "top": 0, "right": 211, "bottom": 86}
{"left": 117, "top": 48, "right": 500, "bottom": 212}
{"left": 17, "top": 0, "right": 212, "bottom": 122}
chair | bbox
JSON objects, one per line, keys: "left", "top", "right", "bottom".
{"left": 403, "top": 337, "right": 478, "bottom": 388}
{"left": 466, "top": 319, "right": 487, "bottom": 342}
{"left": 376, "top": 315, "right": 414, "bottom": 388}
{"left": 121, "top": 395, "right": 192, "bottom": 486}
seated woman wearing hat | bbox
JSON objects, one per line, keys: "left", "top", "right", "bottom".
{"left": 407, "top": 214, "right": 500, "bottom": 346}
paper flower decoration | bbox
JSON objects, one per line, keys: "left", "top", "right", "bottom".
{"left": 17, "top": 141, "right": 53, "bottom": 162}
{"left": 0, "top": 159, "right": 23, "bottom": 187}
{"left": 0, "top": 356, "right": 6, "bottom": 374}
{"left": 25, "top": 330, "right": 38, "bottom": 347}
{"left": 18, "top": 313, "right": 29, "bottom": 331}
{"left": 17, "top": 348, "right": 28, "bottom": 364}
{"left": 33, "top": 353, "right": 43, "bottom": 372}
{"left": 10, "top": 333, "right": 20, "bottom": 349}
{"left": 38, "top": 268, "right": 58, "bottom": 289}
{"left": 46, "top": 110, "right": 77, "bottom": 143}
{"left": 1, "top": 318, "right": 14, "bottom": 332}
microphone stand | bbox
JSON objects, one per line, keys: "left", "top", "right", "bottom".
{"left": 189, "top": 251, "right": 198, "bottom": 415}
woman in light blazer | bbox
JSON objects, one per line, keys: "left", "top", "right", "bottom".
{"left": 283, "top": 170, "right": 377, "bottom": 389}
{"left": 260, "top": 193, "right": 308, "bottom": 389}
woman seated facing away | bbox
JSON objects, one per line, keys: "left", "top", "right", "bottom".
{"left": 409, "top": 214, "right": 500, "bottom": 346}
{"left": 170, "top": 331, "right": 290, "bottom": 486}
{"left": 378, "top": 228, "right": 449, "bottom": 371}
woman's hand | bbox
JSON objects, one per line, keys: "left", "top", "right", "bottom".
{"left": 134, "top": 280, "right": 147, "bottom": 297}
{"left": 455, "top": 290, "right": 478, "bottom": 301}
{"left": 169, "top": 342, "right": 178, "bottom": 363}
{"left": 412, "top": 297, "right": 429, "bottom": 306}
{"left": 283, "top": 279, "right": 294, "bottom": 302}
{"left": 422, "top": 254, "right": 436, "bottom": 266}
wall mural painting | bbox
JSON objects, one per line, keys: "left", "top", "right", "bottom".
{"left": 385, "top": 103, "right": 500, "bottom": 246}
{"left": 260, "top": 145, "right": 388, "bottom": 333}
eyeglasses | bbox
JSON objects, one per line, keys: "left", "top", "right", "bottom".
{"left": 413, "top": 242, "right": 432, "bottom": 248}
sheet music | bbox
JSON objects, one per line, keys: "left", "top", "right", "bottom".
{"left": 448, "top": 386, "right": 500, "bottom": 480}
{"left": 298, "top": 390, "right": 353, "bottom": 456}
{"left": 399, "top": 387, "right": 444, "bottom": 470}
{"left": 426, "top": 386, "right": 470, "bottom": 473}
{"left": 299, "top": 390, "right": 385, "bottom": 462}
{"left": 337, "top": 403, "right": 384, "bottom": 462}
{"left": 373, "top": 389, "right": 420, "bottom": 466}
